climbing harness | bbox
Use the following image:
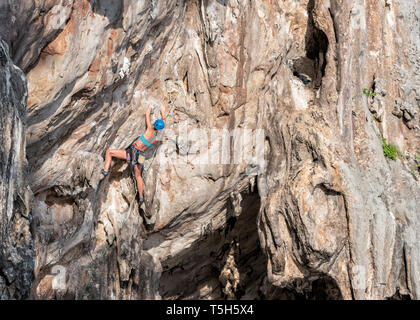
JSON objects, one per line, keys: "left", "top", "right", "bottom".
{"left": 127, "top": 145, "right": 145, "bottom": 167}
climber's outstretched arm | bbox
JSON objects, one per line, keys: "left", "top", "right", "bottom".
{"left": 146, "top": 106, "right": 152, "bottom": 130}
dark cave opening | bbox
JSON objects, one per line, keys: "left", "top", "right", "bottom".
{"left": 156, "top": 188, "right": 266, "bottom": 299}
{"left": 292, "top": 0, "right": 329, "bottom": 89}
{"left": 386, "top": 289, "right": 412, "bottom": 300}
{"left": 154, "top": 181, "right": 346, "bottom": 300}
{"left": 264, "top": 275, "right": 343, "bottom": 300}
{"left": 309, "top": 276, "right": 343, "bottom": 300}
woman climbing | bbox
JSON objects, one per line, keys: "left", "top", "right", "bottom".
{"left": 101, "top": 105, "right": 166, "bottom": 205}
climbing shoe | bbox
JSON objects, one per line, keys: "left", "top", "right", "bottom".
{"left": 101, "top": 169, "right": 109, "bottom": 176}
{"left": 138, "top": 197, "right": 144, "bottom": 206}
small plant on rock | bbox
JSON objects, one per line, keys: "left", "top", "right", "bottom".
{"left": 363, "top": 88, "right": 376, "bottom": 98}
{"left": 381, "top": 138, "right": 403, "bottom": 160}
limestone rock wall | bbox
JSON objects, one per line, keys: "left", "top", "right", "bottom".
{"left": 0, "top": 0, "right": 418, "bottom": 300}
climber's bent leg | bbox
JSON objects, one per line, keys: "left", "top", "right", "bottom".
{"left": 133, "top": 164, "right": 144, "bottom": 202}
{"left": 103, "top": 149, "right": 127, "bottom": 173}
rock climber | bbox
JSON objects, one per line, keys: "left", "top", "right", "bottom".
{"left": 101, "top": 106, "right": 166, "bottom": 205}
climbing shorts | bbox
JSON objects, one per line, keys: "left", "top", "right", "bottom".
{"left": 126, "top": 145, "right": 145, "bottom": 166}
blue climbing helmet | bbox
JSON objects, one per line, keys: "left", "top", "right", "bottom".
{"left": 154, "top": 119, "right": 165, "bottom": 130}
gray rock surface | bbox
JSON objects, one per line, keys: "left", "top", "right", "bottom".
{"left": 0, "top": 0, "right": 419, "bottom": 300}
{"left": 0, "top": 39, "right": 33, "bottom": 299}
